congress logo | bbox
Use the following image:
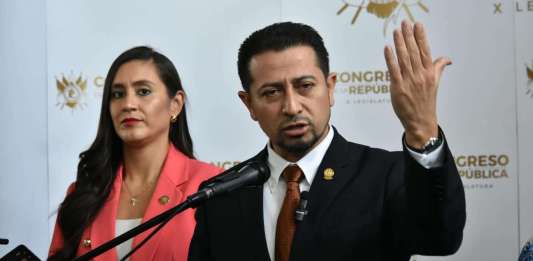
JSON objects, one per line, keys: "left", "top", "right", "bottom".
{"left": 455, "top": 154, "right": 510, "bottom": 190}
{"left": 336, "top": 0, "right": 429, "bottom": 35}
{"left": 211, "top": 160, "right": 241, "bottom": 170}
{"left": 56, "top": 73, "right": 88, "bottom": 110}
{"left": 334, "top": 69, "right": 391, "bottom": 105}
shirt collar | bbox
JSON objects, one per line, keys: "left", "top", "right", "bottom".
{"left": 266, "top": 125, "right": 334, "bottom": 191}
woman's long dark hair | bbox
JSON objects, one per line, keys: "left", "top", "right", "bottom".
{"left": 49, "top": 46, "right": 194, "bottom": 260}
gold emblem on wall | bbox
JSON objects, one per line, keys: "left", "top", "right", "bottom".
{"left": 56, "top": 73, "right": 88, "bottom": 110}
{"left": 336, "top": 0, "right": 429, "bottom": 35}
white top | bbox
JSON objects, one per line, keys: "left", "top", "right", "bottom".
{"left": 262, "top": 126, "right": 444, "bottom": 260}
{"left": 115, "top": 218, "right": 142, "bottom": 261}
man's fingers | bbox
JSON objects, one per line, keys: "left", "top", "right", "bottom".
{"left": 384, "top": 46, "right": 402, "bottom": 85}
{"left": 393, "top": 28, "right": 412, "bottom": 78}
{"left": 414, "top": 22, "right": 433, "bottom": 69}
{"left": 433, "top": 57, "right": 452, "bottom": 84}
{"left": 402, "top": 20, "right": 423, "bottom": 73}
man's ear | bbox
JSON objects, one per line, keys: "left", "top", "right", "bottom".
{"left": 326, "top": 72, "right": 336, "bottom": 107}
{"left": 238, "top": 90, "right": 257, "bottom": 121}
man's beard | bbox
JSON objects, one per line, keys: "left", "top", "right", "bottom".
{"left": 275, "top": 116, "right": 323, "bottom": 158}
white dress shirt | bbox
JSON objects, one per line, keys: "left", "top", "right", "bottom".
{"left": 262, "top": 126, "right": 445, "bottom": 260}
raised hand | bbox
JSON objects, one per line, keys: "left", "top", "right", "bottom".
{"left": 384, "top": 21, "right": 451, "bottom": 149}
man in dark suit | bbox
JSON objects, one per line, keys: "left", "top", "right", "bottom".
{"left": 189, "top": 21, "right": 466, "bottom": 261}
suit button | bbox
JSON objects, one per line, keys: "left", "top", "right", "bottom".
{"left": 82, "top": 239, "right": 91, "bottom": 248}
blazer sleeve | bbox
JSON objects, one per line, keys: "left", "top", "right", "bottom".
{"left": 385, "top": 132, "right": 466, "bottom": 256}
{"left": 48, "top": 183, "right": 76, "bottom": 257}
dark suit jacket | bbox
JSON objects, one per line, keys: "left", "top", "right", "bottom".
{"left": 189, "top": 130, "right": 466, "bottom": 261}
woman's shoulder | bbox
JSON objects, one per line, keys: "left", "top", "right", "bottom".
{"left": 186, "top": 158, "right": 223, "bottom": 175}
{"left": 168, "top": 145, "right": 223, "bottom": 183}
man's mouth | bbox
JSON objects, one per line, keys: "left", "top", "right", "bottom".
{"left": 281, "top": 122, "right": 309, "bottom": 137}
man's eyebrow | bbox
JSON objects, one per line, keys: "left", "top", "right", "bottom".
{"left": 258, "top": 81, "right": 284, "bottom": 90}
{"left": 256, "top": 75, "right": 318, "bottom": 92}
{"left": 292, "top": 75, "right": 316, "bottom": 84}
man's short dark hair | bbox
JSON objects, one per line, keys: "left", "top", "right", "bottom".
{"left": 237, "top": 22, "right": 330, "bottom": 92}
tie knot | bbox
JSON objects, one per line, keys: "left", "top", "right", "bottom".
{"left": 282, "top": 165, "right": 303, "bottom": 183}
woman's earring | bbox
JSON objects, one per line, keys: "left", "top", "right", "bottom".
{"left": 170, "top": 114, "right": 177, "bottom": 123}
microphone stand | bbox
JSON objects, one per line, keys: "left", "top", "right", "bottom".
{"left": 72, "top": 192, "right": 206, "bottom": 261}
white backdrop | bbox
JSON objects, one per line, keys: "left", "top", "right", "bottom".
{"left": 1, "top": 0, "right": 532, "bottom": 260}
{"left": 0, "top": 0, "right": 49, "bottom": 258}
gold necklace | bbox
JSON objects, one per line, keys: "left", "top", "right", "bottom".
{"left": 122, "top": 179, "right": 155, "bottom": 207}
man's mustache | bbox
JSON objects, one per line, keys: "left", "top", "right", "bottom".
{"left": 280, "top": 116, "right": 313, "bottom": 129}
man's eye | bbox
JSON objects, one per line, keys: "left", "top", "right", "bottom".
{"left": 262, "top": 89, "right": 279, "bottom": 97}
{"left": 300, "top": 82, "right": 314, "bottom": 89}
{"left": 138, "top": 88, "right": 151, "bottom": 96}
{"left": 111, "top": 90, "right": 124, "bottom": 99}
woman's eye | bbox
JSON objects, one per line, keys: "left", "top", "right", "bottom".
{"left": 111, "top": 90, "right": 124, "bottom": 99}
{"left": 138, "top": 88, "right": 151, "bottom": 96}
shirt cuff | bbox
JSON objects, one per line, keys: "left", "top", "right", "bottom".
{"left": 405, "top": 140, "right": 445, "bottom": 169}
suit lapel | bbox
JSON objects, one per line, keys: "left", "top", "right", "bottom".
{"left": 291, "top": 130, "right": 366, "bottom": 260}
{"left": 303, "top": 130, "right": 365, "bottom": 228}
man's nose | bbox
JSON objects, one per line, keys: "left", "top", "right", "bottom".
{"left": 282, "top": 87, "right": 303, "bottom": 116}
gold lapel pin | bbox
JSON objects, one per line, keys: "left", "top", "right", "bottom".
{"left": 323, "top": 168, "right": 335, "bottom": 180}
{"left": 82, "top": 239, "right": 92, "bottom": 248}
{"left": 159, "top": 195, "right": 170, "bottom": 205}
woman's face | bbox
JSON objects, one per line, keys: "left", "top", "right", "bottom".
{"left": 109, "top": 60, "right": 183, "bottom": 147}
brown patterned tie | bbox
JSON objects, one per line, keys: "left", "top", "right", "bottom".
{"left": 275, "top": 164, "right": 303, "bottom": 261}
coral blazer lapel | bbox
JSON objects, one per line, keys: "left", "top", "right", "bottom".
{"left": 88, "top": 145, "right": 189, "bottom": 261}
{"left": 131, "top": 146, "right": 189, "bottom": 261}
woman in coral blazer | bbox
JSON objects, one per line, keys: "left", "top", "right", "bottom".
{"left": 48, "top": 46, "right": 221, "bottom": 261}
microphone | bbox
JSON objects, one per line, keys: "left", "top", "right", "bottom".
{"left": 295, "top": 191, "right": 309, "bottom": 222}
{"left": 187, "top": 160, "right": 270, "bottom": 207}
